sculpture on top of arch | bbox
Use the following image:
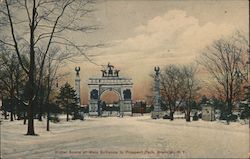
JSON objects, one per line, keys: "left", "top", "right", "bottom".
{"left": 101, "top": 62, "right": 120, "bottom": 77}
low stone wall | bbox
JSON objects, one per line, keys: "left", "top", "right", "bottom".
{"left": 88, "top": 111, "right": 132, "bottom": 117}
{"left": 151, "top": 111, "right": 166, "bottom": 119}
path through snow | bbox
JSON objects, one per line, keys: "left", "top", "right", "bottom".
{"left": 1, "top": 115, "right": 249, "bottom": 158}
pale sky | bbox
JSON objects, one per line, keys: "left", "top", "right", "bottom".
{"left": 61, "top": 0, "right": 249, "bottom": 104}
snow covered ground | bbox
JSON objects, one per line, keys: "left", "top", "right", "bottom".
{"left": 1, "top": 114, "right": 249, "bottom": 158}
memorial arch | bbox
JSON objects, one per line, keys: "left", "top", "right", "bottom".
{"left": 88, "top": 63, "right": 133, "bottom": 116}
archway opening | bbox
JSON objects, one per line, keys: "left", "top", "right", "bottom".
{"left": 100, "top": 91, "right": 120, "bottom": 106}
{"left": 100, "top": 91, "right": 120, "bottom": 112}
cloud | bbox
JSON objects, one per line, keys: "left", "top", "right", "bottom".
{"left": 94, "top": 10, "right": 235, "bottom": 63}
{"left": 75, "top": 10, "right": 239, "bottom": 102}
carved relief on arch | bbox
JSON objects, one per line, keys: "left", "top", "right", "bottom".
{"left": 123, "top": 89, "right": 131, "bottom": 100}
{"left": 90, "top": 89, "right": 99, "bottom": 100}
{"left": 100, "top": 87, "right": 121, "bottom": 96}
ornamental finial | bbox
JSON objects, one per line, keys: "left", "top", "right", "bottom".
{"left": 75, "top": 66, "right": 80, "bottom": 76}
{"left": 154, "top": 66, "right": 160, "bottom": 76}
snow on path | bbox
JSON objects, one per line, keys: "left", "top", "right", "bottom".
{"left": 1, "top": 115, "right": 249, "bottom": 158}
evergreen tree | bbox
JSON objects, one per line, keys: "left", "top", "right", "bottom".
{"left": 200, "top": 95, "right": 208, "bottom": 105}
{"left": 57, "top": 82, "right": 79, "bottom": 121}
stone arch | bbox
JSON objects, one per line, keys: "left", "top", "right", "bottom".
{"left": 88, "top": 64, "right": 133, "bottom": 116}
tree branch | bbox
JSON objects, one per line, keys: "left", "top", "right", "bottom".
{"left": 4, "top": 0, "right": 29, "bottom": 74}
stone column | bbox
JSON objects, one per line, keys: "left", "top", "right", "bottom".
{"left": 75, "top": 67, "right": 81, "bottom": 106}
{"left": 154, "top": 67, "right": 161, "bottom": 112}
{"left": 151, "top": 66, "right": 164, "bottom": 119}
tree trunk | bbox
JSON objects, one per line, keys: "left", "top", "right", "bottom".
{"left": 38, "top": 102, "right": 43, "bottom": 121}
{"left": 10, "top": 88, "right": 14, "bottom": 121}
{"left": 23, "top": 110, "right": 26, "bottom": 125}
{"left": 38, "top": 86, "right": 45, "bottom": 121}
{"left": 16, "top": 103, "right": 21, "bottom": 120}
{"left": 45, "top": 80, "right": 51, "bottom": 130}
{"left": 27, "top": 99, "right": 35, "bottom": 135}
{"left": 170, "top": 111, "right": 174, "bottom": 121}
{"left": 26, "top": 0, "right": 36, "bottom": 135}
{"left": 228, "top": 100, "right": 232, "bottom": 115}
{"left": 66, "top": 104, "right": 69, "bottom": 121}
{"left": 10, "top": 103, "right": 14, "bottom": 121}
{"left": 4, "top": 108, "right": 7, "bottom": 119}
{"left": 226, "top": 100, "right": 233, "bottom": 123}
{"left": 26, "top": 51, "right": 36, "bottom": 135}
{"left": 26, "top": 42, "right": 36, "bottom": 135}
{"left": 15, "top": 67, "right": 21, "bottom": 120}
{"left": 186, "top": 103, "right": 191, "bottom": 122}
{"left": 186, "top": 113, "right": 191, "bottom": 122}
{"left": 47, "top": 104, "right": 50, "bottom": 131}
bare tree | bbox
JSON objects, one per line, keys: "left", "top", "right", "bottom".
{"left": 160, "top": 65, "right": 186, "bottom": 120}
{"left": 35, "top": 47, "right": 67, "bottom": 122}
{"left": 0, "top": 46, "right": 27, "bottom": 121}
{"left": 0, "top": 0, "right": 99, "bottom": 135}
{"left": 44, "top": 48, "right": 68, "bottom": 131}
{"left": 160, "top": 64, "right": 200, "bottom": 121}
{"left": 181, "top": 64, "right": 200, "bottom": 122}
{"left": 199, "top": 33, "right": 248, "bottom": 119}
{"left": 0, "top": 50, "right": 16, "bottom": 121}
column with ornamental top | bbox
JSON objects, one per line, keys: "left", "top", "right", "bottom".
{"left": 75, "top": 67, "right": 81, "bottom": 106}
{"left": 151, "top": 66, "right": 165, "bottom": 119}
